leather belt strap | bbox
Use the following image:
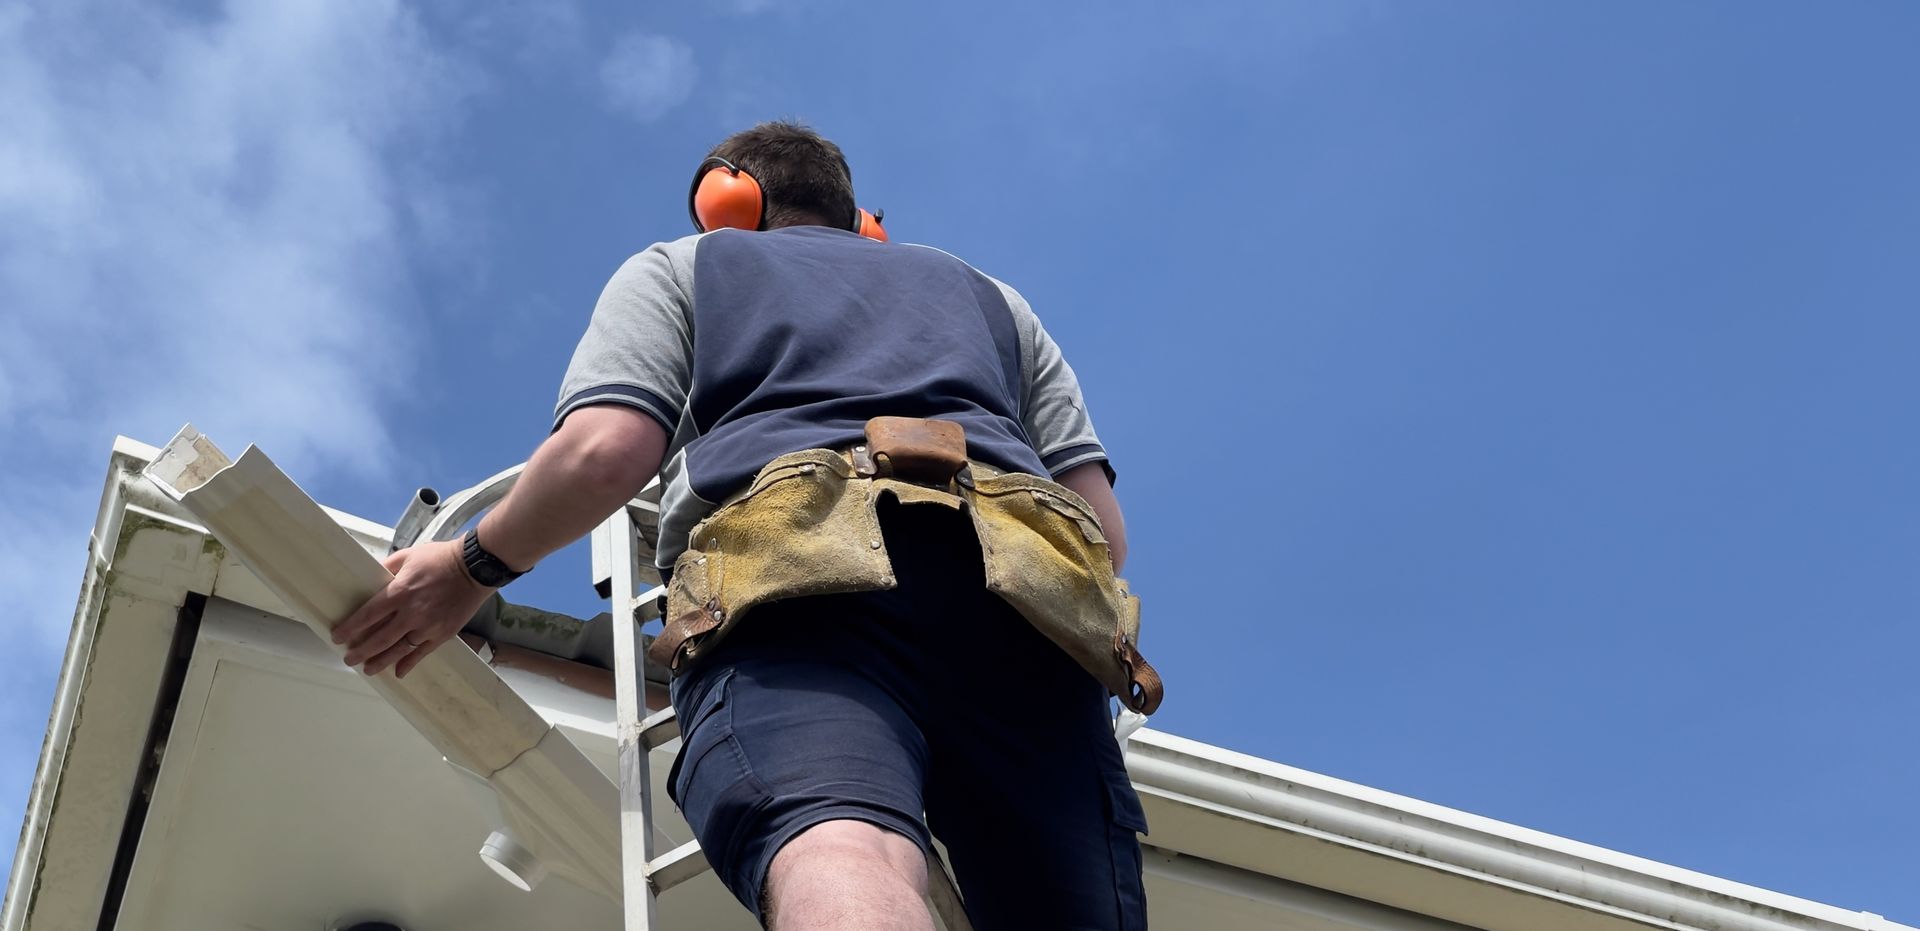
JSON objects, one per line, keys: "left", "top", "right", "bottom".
{"left": 1114, "top": 630, "right": 1164, "bottom": 715}
{"left": 649, "top": 597, "right": 723, "bottom": 673}
{"left": 858, "top": 416, "right": 968, "bottom": 486}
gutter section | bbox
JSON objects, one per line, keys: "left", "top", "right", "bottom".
{"left": 1125, "top": 731, "right": 1911, "bottom": 931}
{"left": 143, "top": 426, "right": 621, "bottom": 901}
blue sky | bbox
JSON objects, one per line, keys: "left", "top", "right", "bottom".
{"left": 3, "top": 0, "right": 1916, "bottom": 920}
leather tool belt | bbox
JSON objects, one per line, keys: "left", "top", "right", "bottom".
{"left": 651, "top": 416, "right": 1165, "bottom": 714}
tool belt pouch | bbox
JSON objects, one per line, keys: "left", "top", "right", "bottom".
{"left": 965, "top": 470, "right": 1163, "bottom": 714}
{"left": 650, "top": 449, "right": 897, "bottom": 674}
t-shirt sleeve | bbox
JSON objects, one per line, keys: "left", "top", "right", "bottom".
{"left": 994, "top": 279, "right": 1117, "bottom": 484}
{"left": 552, "top": 241, "right": 695, "bottom": 434}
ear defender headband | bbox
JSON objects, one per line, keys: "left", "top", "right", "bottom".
{"left": 689, "top": 156, "right": 888, "bottom": 242}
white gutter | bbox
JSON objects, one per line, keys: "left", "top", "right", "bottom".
{"left": 142, "top": 426, "right": 621, "bottom": 902}
{"left": 1125, "top": 730, "right": 1911, "bottom": 931}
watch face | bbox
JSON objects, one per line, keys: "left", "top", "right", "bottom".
{"left": 468, "top": 559, "right": 510, "bottom": 587}
{"left": 462, "top": 530, "right": 516, "bottom": 587}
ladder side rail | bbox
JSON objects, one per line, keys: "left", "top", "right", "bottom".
{"left": 607, "top": 507, "right": 659, "bottom": 931}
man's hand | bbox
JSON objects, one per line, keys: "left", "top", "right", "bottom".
{"left": 334, "top": 539, "right": 495, "bottom": 679}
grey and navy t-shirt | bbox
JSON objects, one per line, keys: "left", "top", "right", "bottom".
{"left": 554, "top": 225, "right": 1112, "bottom": 570}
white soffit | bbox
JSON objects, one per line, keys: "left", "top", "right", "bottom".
{"left": 110, "top": 599, "right": 705, "bottom": 931}
{"left": 121, "top": 598, "right": 1424, "bottom": 931}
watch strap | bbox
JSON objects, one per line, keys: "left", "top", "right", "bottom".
{"left": 461, "top": 528, "right": 526, "bottom": 587}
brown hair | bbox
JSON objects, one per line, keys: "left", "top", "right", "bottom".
{"left": 707, "top": 121, "right": 857, "bottom": 230}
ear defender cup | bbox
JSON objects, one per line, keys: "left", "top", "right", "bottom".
{"left": 688, "top": 156, "right": 764, "bottom": 232}
{"left": 854, "top": 207, "right": 888, "bottom": 242}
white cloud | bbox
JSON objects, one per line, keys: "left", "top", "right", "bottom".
{"left": 445, "top": 0, "right": 588, "bottom": 71}
{"left": 599, "top": 32, "right": 697, "bottom": 123}
{"left": 0, "top": 0, "right": 469, "bottom": 475}
{"left": 0, "top": 0, "right": 480, "bottom": 871}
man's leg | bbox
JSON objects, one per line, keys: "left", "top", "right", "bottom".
{"left": 923, "top": 665, "right": 1149, "bottom": 931}
{"left": 763, "top": 819, "right": 932, "bottom": 931}
{"left": 787, "top": 497, "right": 1149, "bottom": 929}
{"left": 903, "top": 534, "right": 1151, "bottom": 930}
{"left": 666, "top": 589, "right": 938, "bottom": 928}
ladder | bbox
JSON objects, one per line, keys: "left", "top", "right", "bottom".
{"left": 594, "top": 501, "right": 975, "bottom": 931}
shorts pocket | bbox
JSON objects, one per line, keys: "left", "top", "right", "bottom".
{"left": 664, "top": 667, "right": 782, "bottom": 899}
{"left": 667, "top": 668, "right": 739, "bottom": 807}
{"left": 1101, "top": 767, "right": 1149, "bottom": 931}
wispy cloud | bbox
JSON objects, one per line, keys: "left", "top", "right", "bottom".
{"left": 444, "top": 0, "right": 589, "bottom": 71}
{"left": 599, "top": 32, "right": 697, "bottom": 123}
{"left": 0, "top": 0, "right": 470, "bottom": 475}
{"left": 0, "top": 0, "right": 481, "bottom": 870}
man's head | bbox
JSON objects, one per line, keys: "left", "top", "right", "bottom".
{"left": 704, "top": 121, "right": 856, "bottom": 231}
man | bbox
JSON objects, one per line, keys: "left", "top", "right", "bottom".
{"left": 333, "top": 122, "right": 1158, "bottom": 930}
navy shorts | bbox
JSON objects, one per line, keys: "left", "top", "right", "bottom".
{"left": 666, "top": 499, "right": 1150, "bottom": 929}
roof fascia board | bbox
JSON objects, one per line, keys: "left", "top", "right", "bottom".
{"left": 1142, "top": 846, "right": 1481, "bottom": 931}
{"left": 1125, "top": 731, "right": 1909, "bottom": 931}
{"left": 3, "top": 444, "right": 220, "bottom": 931}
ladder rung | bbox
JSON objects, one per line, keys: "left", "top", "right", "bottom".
{"left": 645, "top": 839, "right": 709, "bottom": 893}
{"left": 638, "top": 706, "right": 680, "bottom": 750}
{"left": 630, "top": 584, "right": 667, "bottom": 616}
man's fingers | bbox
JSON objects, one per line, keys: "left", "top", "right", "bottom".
{"left": 335, "top": 547, "right": 415, "bottom": 646}
{"left": 393, "top": 633, "right": 448, "bottom": 679}
{"left": 334, "top": 584, "right": 396, "bottom": 645}
{"left": 342, "top": 614, "right": 411, "bottom": 667}
{"left": 359, "top": 636, "right": 416, "bottom": 678}
{"left": 336, "top": 540, "right": 484, "bottom": 673}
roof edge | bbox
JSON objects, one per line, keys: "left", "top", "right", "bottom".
{"left": 1125, "top": 729, "right": 1910, "bottom": 931}
{"left": 4, "top": 438, "right": 217, "bottom": 931}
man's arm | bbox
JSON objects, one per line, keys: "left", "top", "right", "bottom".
{"left": 334, "top": 405, "right": 668, "bottom": 678}
{"left": 475, "top": 405, "right": 669, "bottom": 572}
{"left": 1057, "top": 461, "right": 1127, "bottom": 573}
{"left": 989, "top": 278, "right": 1128, "bottom": 571}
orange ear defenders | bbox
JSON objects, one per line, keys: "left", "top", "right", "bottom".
{"left": 851, "top": 206, "right": 888, "bottom": 242}
{"left": 689, "top": 156, "right": 888, "bottom": 242}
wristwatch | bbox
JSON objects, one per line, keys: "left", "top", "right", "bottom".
{"left": 461, "top": 528, "right": 526, "bottom": 588}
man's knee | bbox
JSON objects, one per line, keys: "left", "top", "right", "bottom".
{"left": 768, "top": 817, "right": 940, "bottom": 925}
{"left": 771, "top": 821, "right": 936, "bottom": 894}
{"left": 762, "top": 820, "right": 933, "bottom": 930}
